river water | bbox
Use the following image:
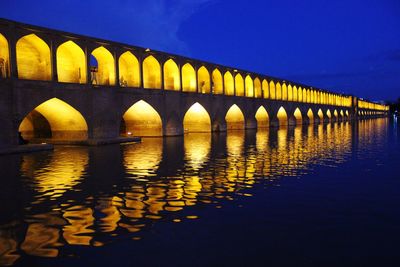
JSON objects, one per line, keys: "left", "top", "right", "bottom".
{"left": 0, "top": 118, "right": 399, "bottom": 266}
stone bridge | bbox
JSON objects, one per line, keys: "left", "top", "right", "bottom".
{"left": 0, "top": 18, "right": 389, "bottom": 148}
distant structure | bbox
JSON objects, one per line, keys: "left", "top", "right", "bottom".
{"left": 0, "top": 18, "right": 389, "bottom": 148}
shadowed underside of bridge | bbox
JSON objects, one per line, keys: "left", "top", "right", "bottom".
{"left": 0, "top": 18, "right": 389, "bottom": 148}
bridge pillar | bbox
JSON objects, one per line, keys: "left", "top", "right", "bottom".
{"left": 302, "top": 116, "right": 310, "bottom": 125}
{"left": 288, "top": 116, "right": 297, "bottom": 126}
{"left": 245, "top": 117, "right": 257, "bottom": 129}
{"left": 269, "top": 117, "right": 280, "bottom": 128}
{"left": 0, "top": 82, "right": 17, "bottom": 148}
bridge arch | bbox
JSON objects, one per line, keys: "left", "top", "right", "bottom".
{"left": 269, "top": 81, "right": 276, "bottom": 99}
{"left": 282, "top": 83, "right": 288, "bottom": 100}
{"left": 334, "top": 109, "right": 338, "bottom": 120}
{"left": 245, "top": 75, "right": 254, "bottom": 97}
{"left": 183, "top": 102, "right": 211, "bottom": 133}
{"left": 276, "top": 107, "right": 288, "bottom": 127}
{"left": 326, "top": 109, "right": 332, "bottom": 120}
{"left": 303, "top": 88, "right": 307, "bottom": 103}
{"left": 212, "top": 69, "right": 223, "bottom": 94}
{"left": 293, "top": 86, "right": 298, "bottom": 101}
{"left": 19, "top": 98, "right": 88, "bottom": 141}
{"left": 255, "top": 106, "right": 269, "bottom": 128}
{"left": 235, "top": 73, "right": 244, "bottom": 96}
{"left": 16, "top": 34, "right": 51, "bottom": 81}
{"left": 254, "top": 78, "right": 262, "bottom": 98}
{"left": 119, "top": 51, "right": 140, "bottom": 87}
{"left": 198, "top": 66, "right": 210, "bottom": 93}
{"left": 57, "top": 40, "right": 86, "bottom": 84}
{"left": 164, "top": 59, "right": 180, "bottom": 90}
{"left": 91, "top": 46, "right": 115, "bottom": 85}
{"left": 224, "top": 71, "right": 234, "bottom": 96}
{"left": 287, "top": 85, "right": 293, "bottom": 101}
{"left": 225, "top": 104, "right": 245, "bottom": 130}
{"left": 0, "top": 33, "right": 10, "bottom": 78}
{"left": 262, "top": 79, "right": 269, "bottom": 99}
{"left": 298, "top": 87, "right": 303, "bottom": 102}
{"left": 290, "top": 107, "right": 302, "bottom": 125}
{"left": 276, "top": 82, "right": 282, "bottom": 100}
{"left": 143, "top": 55, "right": 161, "bottom": 89}
{"left": 307, "top": 108, "right": 314, "bottom": 123}
{"left": 120, "top": 100, "right": 162, "bottom": 136}
{"left": 318, "top": 109, "right": 324, "bottom": 121}
{"left": 182, "top": 63, "right": 196, "bottom": 92}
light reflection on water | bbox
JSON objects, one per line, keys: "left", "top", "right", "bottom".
{"left": 0, "top": 119, "right": 392, "bottom": 265}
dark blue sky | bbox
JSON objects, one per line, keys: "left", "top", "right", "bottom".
{"left": 1, "top": 0, "right": 399, "bottom": 101}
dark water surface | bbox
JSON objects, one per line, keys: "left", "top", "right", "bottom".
{"left": 1, "top": 119, "right": 399, "bottom": 266}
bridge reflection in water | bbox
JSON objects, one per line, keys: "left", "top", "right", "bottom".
{"left": 0, "top": 119, "right": 390, "bottom": 265}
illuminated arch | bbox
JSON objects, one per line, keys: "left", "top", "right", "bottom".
{"left": 303, "top": 88, "right": 308, "bottom": 103}
{"left": 224, "top": 71, "right": 234, "bottom": 96}
{"left": 277, "top": 107, "right": 288, "bottom": 126}
{"left": 269, "top": 81, "right": 276, "bottom": 99}
{"left": 235, "top": 73, "right": 244, "bottom": 96}
{"left": 346, "top": 110, "right": 349, "bottom": 117}
{"left": 307, "top": 109, "right": 314, "bottom": 121}
{"left": 282, "top": 83, "right": 288, "bottom": 100}
{"left": 340, "top": 110, "right": 344, "bottom": 117}
{"left": 262, "top": 79, "right": 269, "bottom": 99}
{"left": 183, "top": 102, "right": 211, "bottom": 132}
{"left": 293, "top": 108, "right": 302, "bottom": 123}
{"left": 91, "top": 46, "right": 115, "bottom": 85}
{"left": 121, "top": 100, "right": 162, "bottom": 136}
{"left": 293, "top": 86, "right": 298, "bottom": 101}
{"left": 298, "top": 87, "right": 303, "bottom": 102}
{"left": 254, "top": 78, "right": 262, "bottom": 98}
{"left": 334, "top": 109, "right": 338, "bottom": 118}
{"left": 197, "top": 66, "right": 210, "bottom": 93}
{"left": 57, "top": 41, "right": 86, "bottom": 84}
{"left": 212, "top": 69, "right": 223, "bottom": 94}
{"left": 287, "top": 85, "right": 293, "bottom": 101}
{"left": 19, "top": 98, "right": 88, "bottom": 141}
{"left": 326, "top": 109, "right": 332, "bottom": 119}
{"left": 143, "top": 55, "right": 161, "bottom": 89}
{"left": 245, "top": 75, "right": 254, "bottom": 97}
{"left": 16, "top": 34, "right": 51, "bottom": 81}
{"left": 119, "top": 51, "right": 140, "bottom": 87}
{"left": 255, "top": 106, "right": 269, "bottom": 128}
{"left": 276, "top": 82, "right": 282, "bottom": 100}
{"left": 318, "top": 109, "right": 324, "bottom": 120}
{"left": 307, "top": 90, "right": 311, "bottom": 103}
{"left": 182, "top": 63, "right": 196, "bottom": 92}
{"left": 164, "top": 59, "right": 180, "bottom": 90}
{"left": 0, "top": 33, "right": 10, "bottom": 78}
{"left": 225, "top": 104, "right": 245, "bottom": 130}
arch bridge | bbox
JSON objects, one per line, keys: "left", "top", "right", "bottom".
{"left": 0, "top": 18, "right": 389, "bottom": 147}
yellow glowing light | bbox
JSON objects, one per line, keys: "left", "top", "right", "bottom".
{"left": 164, "top": 59, "right": 180, "bottom": 90}
{"left": 294, "top": 108, "right": 302, "bottom": 122}
{"left": 225, "top": 104, "right": 245, "bottom": 130}
{"left": 269, "top": 81, "right": 276, "bottom": 99}
{"left": 277, "top": 106, "right": 288, "bottom": 127}
{"left": 262, "top": 79, "right": 269, "bottom": 99}
{"left": 212, "top": 69, "right": 223, "bottom": 94}
{"left": 235, "top": 73, "right": 244, "bottom": 96}
{"left": 254, "top": 78, "right": 262, "bottom": 98}
{"left": 182, "top": 63, "right": 196, "bottom": 92}
{"left": 122, "top": 100, "right": 162, "bottom": 136}
{"left": 16, "top": 34, "right": 51, "bottom": 81}
{"left": 183, "top": 102, "right": 211, "bottom": 133}
{"left": 91, "top": 46, "right": 115, "bottom": 85}
{"left": 224, "top": 71, "right": 234, "bottom": 96}
{"left": 276, "top": 82, "right": 282, "bottom": 100}
{"left": 245, "top": 75, "right": 254, "bottom": 97}
{"left": 57, "top": 40, "right": 86, "bottom": 83}
{"left": 119, "top": 51, "right": 140, "bottom": 87}
{"left": 255, "top": 106, "right": 269, "bottom": 128}
{"left": 184, "top": 133, "right": 211, "bottom": 170}
{"left": 143, "top": 55, "right": 161, "bottom": 89}
{"left": 307, "top": 109, "right": 314, "bottom": 120}
{"left": 197, "top": 66, "right": 210, "bottom": 93}
{"left": 0, "top": 33, "right": 10, "bottom": 78}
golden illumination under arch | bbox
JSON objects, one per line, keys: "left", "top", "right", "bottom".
{"left": 293, "top": 86, "right": 298, "bottom": 101}
{"left": 197, "top": 66, "right": 210, "bottom": 94}
{"left": 121, "top": 100, "right": 162, "bottom": 136}
{"left": 143, "top": 55, "right": 161, "bottom": 89}
{"left": 269, "top": 81, "right": 276, "bottom": 99}
{"left": 57, "top": 41, "right": 86, "bottom": 84}
{"left": 245, "top": 75, "right": 254, "bottom": 97}
{"left": 318, "top": 109, "right": 324, "bottom": 120}
{"left": 277, "top": 107, "right": 288, "bottom": 126}
{"left": 307, "top": 109, "right": 314, "bottom": 121}
{"left": 254, "top": 78, "right": 262, "bottom": 98}
{"left": 255, "top": 106, "right": 269, "bottom": 128}
{"left": 282, "top": 83, "right": 288, "bottom": 100}
{"left": 91, "top": 46, "right": 115, "bottom": 85}
{"left": 334, "top": 110, "right": 338, "bottom": 118}
{"left": 212, "top": 69, "right": 223, "bottom": 94}
{"left": 164, "top": 59, "right": 180, "bottom": 90}
{"left": 298, "top": 87, "right": 303, "bottom": 102}
{"left": 326, "top": 109, "right": 332, "bottom": 119}
{"left": 276, "top": 82, "right": 282, "bottom": 100}
{"left": 288, "top": 85, "right": 293, "bottom": 101}
{"left": 224, "top": 71, "right": 234, "bottom": 96}
{"left": 235, "top": 73, "right": 244, "bottom": 96}
{"left": 262, "top": 79, "right": 269, "bottom": 99}
{"left": 225, "top": 104, "right": 245, "bottom": 130}
{"left": 16, "top": 34, "right": 51, "bottom": 81}
{"left": 19, "top": 98, "right": 88, "bottom": 140}
{"left": 294, "top": 108, "right": 302, "bottom": 123}
{"left": 182, "top": 63, "right": 196, "bottom": 92}
{"left": 183, "top": 102, "right": 211, "bottom": 132}
{"left": 0, "top": 33, "right": 10, "bottom": 78}
{"left": 119, "top": 51, "right": 140, "bottom": 87}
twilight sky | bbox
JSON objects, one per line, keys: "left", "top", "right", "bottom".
{"left": 1, "top": 0, "right": 399, "bottom": 101}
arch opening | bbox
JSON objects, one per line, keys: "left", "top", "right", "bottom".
{"left": 119, "top": 51, "right": 140, "bottom": 87}
{"left": 224, "top": 71, "right": 234, "bottom": 96}
{"left": 225, "top": 104, "right": 245, "bottom": 130}
{"left": 255, "top": 106, "right": 269, "bottom": 128}
{"left": 235, "top": 74, "right": 244, "bottom": 96}
{"left": 0, "top": 33, "right": 10, "bottom": 78}
{"left": 183, "top": 103, "right": 211, "bottom": 133}
{"left": 19, "top": 98, "right": 88, "bottom": 142}
{"left": 269, "top": 81, "right": 276, "bottom": 99}
{"left": 143, "top": 55, "right": 161, "bottom": 89}
{"left": 254, "top": 78, "right": 262, "bottom": 98}
{"left": 307, "top": 109, "right": 314, "bottom": 122}
{"left": 245, "top": 75, "right": 254, "bottom": 97}
{"left": 16, "top": 34, "right": 51, "bottom": 81}
{"left": 334, "top": 109, "right": 338, "bottom": 118}
{"left": 164, "top": 59, "right": 180, "bottom": 90}
{"left": 326, "top": 109, "right": 332, "bottom": 119}
{"left": 197, "top": 66, "right": 210, "bottom": 93}
{"left": 276, "top": 83, "right": 282, "bottom": 100}
{"left": 318, "top": 109, "right": 324, "bottom": 120}
{"left": 277, "top": 107, "right": 288, "bottom": 127}
{"left": 262, "top": 80, "right": 269, "bottom": 99}
{"left": 212, "top": 69, "right": 223, "bottom": 94}
{"left": 121, "top": 100, "right": 162, "bottom": 137}
{"left": 182, "top": 63, "right": 196, "bottom": 92}
{"left": 91, "top": 46, "right": 115, "bottom": 85}
{"left": 57, "top": 40, "right": 86, "bottom": 84}
{"left": 293, "top": 108, "right": 302, "bottom": 124}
